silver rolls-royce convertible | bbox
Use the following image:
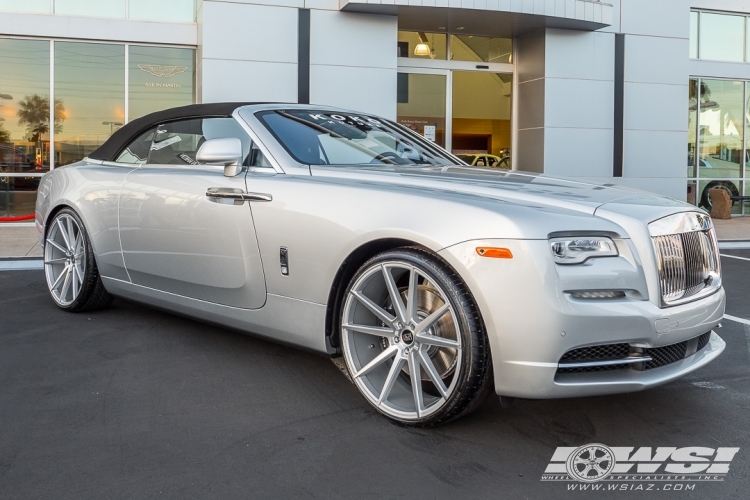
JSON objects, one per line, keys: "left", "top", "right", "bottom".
{"left": 35, "top": 103, "right": 726, "bottom": 426}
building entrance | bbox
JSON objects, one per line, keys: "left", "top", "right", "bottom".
{"left": 396, "top": 33, "right": 514, "bottom": 168}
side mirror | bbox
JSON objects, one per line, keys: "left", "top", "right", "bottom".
{"left": 196, "top": 138, "right": 244, "bottom": 177}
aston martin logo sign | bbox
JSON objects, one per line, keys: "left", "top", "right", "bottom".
{"left": 137, "top": 64, "right": 188, "bottom": 78}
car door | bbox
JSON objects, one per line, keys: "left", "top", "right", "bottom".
{"left": 118, "top": 116, "right": 267, "bottom": 309}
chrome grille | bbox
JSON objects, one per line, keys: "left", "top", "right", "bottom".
{"left": 650, "top": 213, "right": 721, "bottom": 307}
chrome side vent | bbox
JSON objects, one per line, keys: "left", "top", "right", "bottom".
{"left": 649, "top": 212, "right": 721, "bottom": 307}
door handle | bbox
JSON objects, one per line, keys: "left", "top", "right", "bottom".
{"left": 242, "top": 192, "right": 273, "bottom": 202}
{"left": 206, "top": 187, "right": 272, "bottom": 202}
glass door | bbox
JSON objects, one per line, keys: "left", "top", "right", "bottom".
{"left": 396, "top": 71, "right": 447, "bottom": 148}
{"left": 396, "top": 68, "right": 513, "bottom": 168}
{"left": 452, "top": 71, "right": 512, "bottom": 169}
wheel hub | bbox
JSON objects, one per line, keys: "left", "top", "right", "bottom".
{"left": 400, "top": 329, "right": 414, "bottom": 345}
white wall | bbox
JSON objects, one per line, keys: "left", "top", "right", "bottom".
{"left": 515, "top": 1, "right": 697, "bottom": 201}
{"left": 198, "top": 0, "right": 299, "bottom": 103}
{"left": 198, "top": 1, "right": 397, "bottom": 117}
{"left": 309, "top": 10, "right": 397, "bottom": 118}
{"left": 543, "top": 29, "right": 615, "bottom": 179}
{"left": 617, "top": 0, "right": 689, "bottom": 200}
{"left": 0, "top": 11, "right": 196, "bottom": 45}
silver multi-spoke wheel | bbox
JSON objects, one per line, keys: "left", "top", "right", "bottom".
{"left": 342, "top": 254, "right": 471, "bottom": 423}
{"left": 45, "top": 213, "right": 86, "bottom": 307}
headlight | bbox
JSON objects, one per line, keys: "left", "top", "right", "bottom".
{"left": 549, "top": 236, "right": 618, "bottom": 264}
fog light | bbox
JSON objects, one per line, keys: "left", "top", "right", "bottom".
{"left": 569, "top": 290, "right": 626, "bottom": 299}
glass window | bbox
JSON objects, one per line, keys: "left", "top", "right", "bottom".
{"left": 397, "top": 31, "right": 446, "bottom": 60}
{"left": 698, "top": 179, "right": 742, "bottom": 214}
{"left": 249, "top": 145, "right": 271, "bottom": 168}
{"left": 698, "top": 79, "right": 743, "bottom": 180}
{"left": 699, "top": 13, "right": 745, "bottom": 62}
{"left": 128, "top": 45, "right": 195, "bottom": 121}
{"left": 0, "top": 0, "right": 50, "bottom": 14}
{"left": 688, "top": 78, "right": 698, "bottom": 178}
{"left": 0, "top": 176, "right": 41, "bottom": 219}
{"left": 54, "top": 0, "right": 126, "bottom": 18}
{"left": 148, "top": 118, "right": 251, "bottom": 166}
{"left": 451, "top": 35, "right": 512, "bottom": 64}
{"left": 55, "top": 42, "right": 125, "bottom": 166}
{"left": 746, "top": 81, "right": 750, "bottom": 180}
{"left": 115, "top": 127, "right": 155, "bottom": 164}
{"left": 690, "top": 11, "right": 699, "bottom": 59}
{"left": 129, "top": 0, "right": 195, "bottom": 23}
{"left": 0, "top": 38, "right": 51, "bottom": 172}
{"left": 0, "top": 38, "right": 50, "bottom": 222}
{"left": 397, "top": 73, "right": 446, "bottom": 148}
{"left": 258, "top": 110, "right": 455, "bottom": 166}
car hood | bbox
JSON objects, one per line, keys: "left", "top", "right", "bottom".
{"left": 310, "top": 164, "right": 695, "bottom": 221}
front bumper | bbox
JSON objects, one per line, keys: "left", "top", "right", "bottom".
{"left": 439, "top": 238, "right": 726, "bottom": 399}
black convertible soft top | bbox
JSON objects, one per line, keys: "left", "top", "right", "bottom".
{"left": 88, "top": 102, "right": 265, "bottom": 162}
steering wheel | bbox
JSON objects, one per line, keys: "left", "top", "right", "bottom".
{"left": 370, "top": 151, "right": 402, "bottom": 164}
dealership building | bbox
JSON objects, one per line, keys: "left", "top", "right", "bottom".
{"left": 1, "top": 0, "right": 750, "bottom": 221}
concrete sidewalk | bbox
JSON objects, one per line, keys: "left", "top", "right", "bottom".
{"left": 2, "top": 216, "right": 750, "bottom": 258}
{"left": 0, "top": 225, "right": 41, "bottom": 258}
{"left": 713, "top": 217, "right": 750, "bottom": 241}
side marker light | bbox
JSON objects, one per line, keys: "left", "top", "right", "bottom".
{"left": 476, "top": 247, "right": 513, "bottom": 259}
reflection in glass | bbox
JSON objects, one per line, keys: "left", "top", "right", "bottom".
{"left": 0, "top": 0, "right": 50, "bottom": 14}
{"left": 129, "top": 0, "right": 195, "bottom": 22}
{"left": 55, "top": 42, "right": 125, "bottom": 166}
{"left": 451, "top": 35, "right": 512, "bottom": 64}
{"left": 55, "top": 0, "right": 126, "bottom": 18}
{"left": 0, "top": 38, "right": 51, "bottom": 172}
{"left": 687, "top": 181, "right": 697, "bottom": 207}
{"left": 0, "top": 176, "right": 41, "bottom": 218}
{"left": 452, "top": 72, "right": 512, "bottom": 167}
{"left": 397, "top": 32, "right": 446, "bottom": 60}
{"left": 699, "top": 179, "right": 742, "bottom": 214}
{"left": 698, "top": 79, "right": 743, "bottom": 180}
{"left": 689, "top": 11, "right": 698, "bottom": 59}
{"left": 129, "top": 46, "right": 195, "bottom": 121}
{"left": 396, "top": 73, "right": 446, "bottom": 148}
{"left": 699, "top": 13, "right": 745, "bottom": 62}
{"left": 747, "top": 81, "right": 750, "bottom": 180}
{"left": 688, "top": 79, "right": 698, "bottom": 178}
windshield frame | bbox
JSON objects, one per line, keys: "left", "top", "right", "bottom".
{"left": 255, "top": 109, "right": 465, "bottom": 168}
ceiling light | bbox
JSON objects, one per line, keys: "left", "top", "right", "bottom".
{"left": 414, "top": 32, "right": 432, "bottom": 57}
{"left": 414, "top": 43, "right": 431, "bottom": 56}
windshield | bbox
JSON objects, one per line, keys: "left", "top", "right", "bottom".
{"left": 456, "top": 154, "right": 476, "bottom": 164}
{"left": 257, "top": 110, "right": 457, "bottom": 166}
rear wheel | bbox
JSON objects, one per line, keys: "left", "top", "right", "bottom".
{"left": 44, "top": 208, "right": 113, "bottom": 312}
{"left": 340, "top": 248, "right": 492, "bottom": 426}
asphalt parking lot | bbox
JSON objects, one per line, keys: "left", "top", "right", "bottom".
{"left": 1, "top": 252, "right": 749, "bottom": 499}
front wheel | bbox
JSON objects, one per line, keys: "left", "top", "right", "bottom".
{"left": 340, "top": 248, "right": 492, "bottom": 426}
{"left": 44, "top": 208, "right": 113, "bottom": 312}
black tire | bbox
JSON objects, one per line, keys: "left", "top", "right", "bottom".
{"left": 340, "top": 247, "right": 493, "bottom": 427}
{"left": 44, "top": 208, "right": 114, "bottom": 312}
{"left": 699, "top": 181, "right": 739, "bottom": 210}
